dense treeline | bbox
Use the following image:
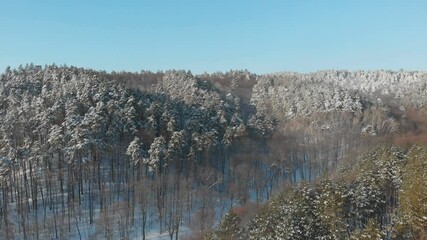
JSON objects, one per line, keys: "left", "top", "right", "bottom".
{"left": 0, "top": 64, "right": 426, "bottom": 239}
{"left": 0, "top": 65, "right": 278, "bottom": 239}
{"left": 211, "top": 146, "right": 427, "bottom": 240}
{"left": 251, "top": 71, "right": 427, "bottom": 135}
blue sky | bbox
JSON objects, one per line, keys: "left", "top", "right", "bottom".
{"left": 0, "top": 0, "right": 426, "bottom": 74}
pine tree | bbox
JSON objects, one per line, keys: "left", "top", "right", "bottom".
{"left": 215, "top": 210, "right": 242, "bottom": 240}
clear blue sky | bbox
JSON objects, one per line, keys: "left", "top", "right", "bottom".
{"left": 0, "top": 0, "right": 426, "bottom": 74}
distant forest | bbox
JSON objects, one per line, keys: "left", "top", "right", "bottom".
{"left": 0, "top": 64, "right": 426, "bottom": 239}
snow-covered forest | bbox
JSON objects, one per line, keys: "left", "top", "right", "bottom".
{"left": 0, "top": 65, "right": 426, "bottom": 239}
{"left": 211, "top": 146, "right": 427, "bottom": 239}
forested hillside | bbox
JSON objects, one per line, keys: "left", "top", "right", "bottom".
{"left": 211, "top": 146, "right": 427, "bottom": 240}
{"left": 0, "top": 65, "right": 426, "bottom": 239}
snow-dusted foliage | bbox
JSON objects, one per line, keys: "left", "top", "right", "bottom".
{"left": 1, "top": 65, "right": 425, "bottom": 239}
{"left": 211, "top": 210, "right": 244, "bottom": 240}
{"left": 265, "top": 70, "right": 427, "bottom": 108}
{"left": 216, "top": 146, "right": 427, "bottom": 240}
{"left": 126, "top": 136, "right": 144, "bottom": 165}
{"left": 394, "top": 146, "right": 427, "bottom": 239}
{"left": 251, "top": 70, "right": 426, "bottom": 135}
{"left": 0, "top": 65, "right": 268, "bottom": 239}
{"left": 146, "top": 136, "right": 167, "bottom": 173}
{"left": 155, "top": 70, "right": 223, "bottom": 112}
{"left": 251, "top": 74, "right": 364, "bottom": 118}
